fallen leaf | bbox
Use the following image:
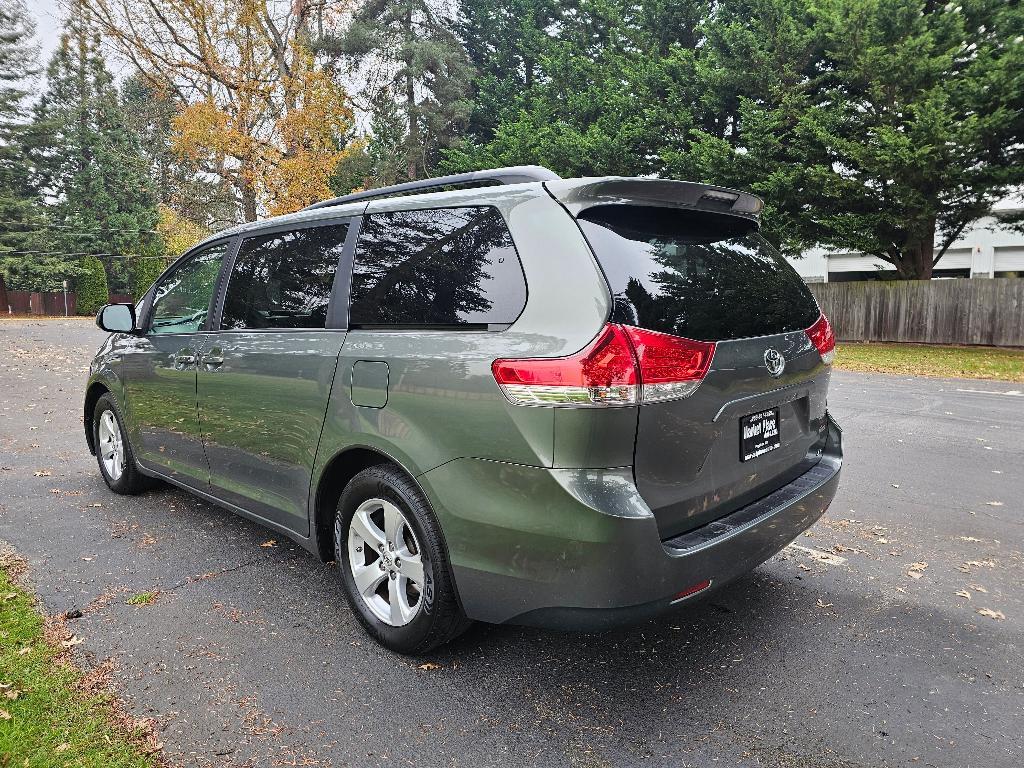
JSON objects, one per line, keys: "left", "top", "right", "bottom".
{"left": 908, "top": 562, "right": 928, "bottom": 572}
{"left": 955, "top": 589, "right": 971, "bottom": 600}
{"left": 815, "top": 598, "right": 833, "bottom": 609}
{"left": 797, "top": 564, "right": 812, "bottom": 572}
{"left": 969, "top": 584, "right": 988, "bottom": 593}
{"left": 3, "top": 593, "right": 16, "bottom": 601}
{"left": 976, "top": 608, "right": 1005, "bottom": 621}
{"left": 16, "top": 647, "right": 31, "bottom": 656}
{"left": 260, "top": 540, "right": 276, "bottom": 548}
{"left": 417, "top": 662, "right": 441, "bottom": 671}
{"left": 959, "top": 536, "right": 984, "bottom": 543}
{"left": 61, "top": 636, "right": 84, "bottom": 648}
{"left": 985, "top": 501, "right": 1004, "bottom": 507}
{"left": 32, "top": 470, "right": 52, "bottom": 477}
{"left": 55, "top": 744, "right": 71, "bottom": 754}
{"left": 4, "top": 689, "right": 19, "bottom": 700}
{"left": 907, "top": 571, "right": 923, "bottom": 580}
{"left": 0, "top": 709, "right": 9, "bottom": 720}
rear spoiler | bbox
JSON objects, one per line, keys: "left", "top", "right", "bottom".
{"left": 544, "top": 178, "right": 763, "bottom": 223}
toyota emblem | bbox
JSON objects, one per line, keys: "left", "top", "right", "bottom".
{"left": 764, "top": 348, "right": 785, "bottom": 377}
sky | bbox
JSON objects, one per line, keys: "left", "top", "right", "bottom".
{"left": 27, "top": 0, "right": 64, "bottom": 66}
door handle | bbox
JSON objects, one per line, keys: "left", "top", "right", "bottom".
{"left": 173, "top": 350, "right": 197, "bottom": 369}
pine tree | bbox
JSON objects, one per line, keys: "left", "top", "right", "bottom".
{"left": 458, "top": 0, "right": 564, "bottom": 143}
{"left": 0, "top": 0, "right": 44, "bottom": 288}
{"left": 321, "top": 0, "right": 474, "bottom": 182}
{"left": 32, "top": 1, "right": 159, "bottom": 297}
{"left": 120, "top": 74, "right": 235, "bottom": 232}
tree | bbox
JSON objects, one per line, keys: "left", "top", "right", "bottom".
{"left": 76, "top": 254, "right": 109, "bottom": 314}
{"left": 458, "top": 0, "right": 565, "bottom": 143}
{"left": 121, "top": 74, "right": 237, "bottom": 231}
{"left": 444, "top": 0, "right": 707, "bottom": 178}
{"left": 674, "top": 0, "right": 1024, "bottom": 276}
{"left": 91, "top": 0, "right": 359, "bottom": 220}
{"left": 32, "top": 1, "right": 160, "bottom": 293}
{"left": 321, "top": 0, "right": 473, "bottom": 183}
{"left": 0, "top": 0, "right": 43, "bottom": 285}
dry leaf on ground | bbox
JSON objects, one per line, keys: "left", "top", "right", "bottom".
{"left": 976, "top": 608, "right": 1005, "bottom": 620}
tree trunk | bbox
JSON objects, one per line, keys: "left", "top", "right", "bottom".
{"left": 896, "top": 218, "right": 937, "bottom": 280}
{"left": 240, "top": 176, "right": 259, "bottom": 223}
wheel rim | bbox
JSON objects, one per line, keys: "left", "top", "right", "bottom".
{"left": 98, "top": 410, "right": 125, "bottom": 482}
{"left": 347, "top": 498, "right": 425, "bottom": 627}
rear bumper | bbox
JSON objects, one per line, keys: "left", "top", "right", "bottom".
{"left": 419, "top": 413, "right": 842, "bottom": 629}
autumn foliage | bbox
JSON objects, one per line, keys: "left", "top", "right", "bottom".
{"left": 91, "top": 0, "right": 358, "bottom": 219}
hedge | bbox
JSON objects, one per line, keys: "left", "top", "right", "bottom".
{"left": 76, "top": 256, "right": 109, "bottom": 315}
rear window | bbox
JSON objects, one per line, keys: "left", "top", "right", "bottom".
{"left": 577, "top": 205, "right": 820, "bottom": 342}
{"left": 349, "top": 206, "right": 526, "bottom": 329}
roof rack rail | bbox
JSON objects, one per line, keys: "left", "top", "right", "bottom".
{"left": 303, "top": 165, "right": 561, "bottom": 211}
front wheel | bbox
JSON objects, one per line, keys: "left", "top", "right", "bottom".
{"left": 335, "top": 464, "right": 470, "bottom": 654}
{"left": 93, "top": 393, "right": 154, "bottom": 495}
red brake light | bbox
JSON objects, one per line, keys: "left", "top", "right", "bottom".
{"left": 806, "top": 313, "right": 835, "bottom": 364}
{"left": 492, "top": 324, "right": 715, "bottom": 406}
{"left": 492, "top": 324, "right": 638, "bottom": 406}
{"left": 621, "top": 326, "right": 715, "bottom": 402}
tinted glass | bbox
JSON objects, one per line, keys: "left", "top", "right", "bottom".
{"left": 221, "top": 223, "right": 348, "bottom": 330}
{"left": 149, "top": 242, "right": 228, "bottom": 335}
{"left": 578, "top": 205, "right": 820, "bottom": 341}
{"left": 349, "top": 206, "right": 525, "bottom": 327}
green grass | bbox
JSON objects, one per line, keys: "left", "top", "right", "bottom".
{"left": 836, "top": 342, "right": 1024, "bottom": 382}
{"left": 125, "top": 592, "right": 158, "bottom": 607}
{"left": 0, "top": 566, "right": 156, "bottom": 767}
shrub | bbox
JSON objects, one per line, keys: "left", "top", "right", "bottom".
{"left": 129, "top": 253, "right": 168, "bottom": 300}
{"left": 76, "top": 255, "right": 109, "bottom": 315}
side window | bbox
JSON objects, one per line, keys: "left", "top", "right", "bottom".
{"left": 220, "top": 223, "right": 349, "bottom": 330}
{"left": 149, "top": 242, "right": 229, "bottom": 335}
{"left": 349, "top": 206, "right": 526, "bottom": 328}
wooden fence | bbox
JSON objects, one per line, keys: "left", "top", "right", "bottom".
{"left": 3, "top": 291, "right": 132, "bottom": 316}
{"left": 809, "top": 278, "right": 1024, "bottom": 347}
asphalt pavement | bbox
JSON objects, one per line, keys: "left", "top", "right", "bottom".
{"left": 1, "top": 318, "right": 1021, "bottom": 768}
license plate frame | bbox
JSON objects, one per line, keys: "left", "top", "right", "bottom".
{"left": 740, "top": 407, "right": 781, "bottom": 462}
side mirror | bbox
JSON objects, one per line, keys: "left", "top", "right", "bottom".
{"left": 96, "top": 303, "right": 137, "bottom": 333}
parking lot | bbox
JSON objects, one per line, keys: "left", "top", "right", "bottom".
{"left": 1, "top": 318, "right": 1021, "bottom": 767}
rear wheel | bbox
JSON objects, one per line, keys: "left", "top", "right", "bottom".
{"left": 93, "top": 393, "right": 154, "bottom": 495}
{"left": 335, "top": 464, "right": 470, "bottom": 654}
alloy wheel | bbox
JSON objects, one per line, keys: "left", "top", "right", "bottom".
{"left": 347, "top": 498, "right": 426, "bottom": 627}
{"left": 98, "top": 410, "right": 125, "bottom": 482}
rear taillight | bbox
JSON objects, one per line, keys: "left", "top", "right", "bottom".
{"left": 492, "top": 324, "right": 715, "bottom": 407}
{"left": 806, "top": 313, "right": 836, "bottom": 365}
{"left": 621, "top": 326, "right": 715, "bottom": 403}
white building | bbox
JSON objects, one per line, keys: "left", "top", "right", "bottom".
{"left": 786, "top": 202, "right": 1024, "bottom": 283}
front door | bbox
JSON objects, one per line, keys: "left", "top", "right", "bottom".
{"left": 122, "top": 241, "right": 231, "bottom": 487}
{"left": 196, "top": 220, "right": 353, "bottom": 534}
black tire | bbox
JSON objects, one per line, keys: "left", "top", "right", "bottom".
{"left": 334, "top": 464, "right": 470, "bottom": 655}
{"left": 93, "top": 393, "right": 155, "bottom": 495}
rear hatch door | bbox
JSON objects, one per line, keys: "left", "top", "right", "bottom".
{"left": 559, "top": 187, "right": 831, "bottom": 540}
